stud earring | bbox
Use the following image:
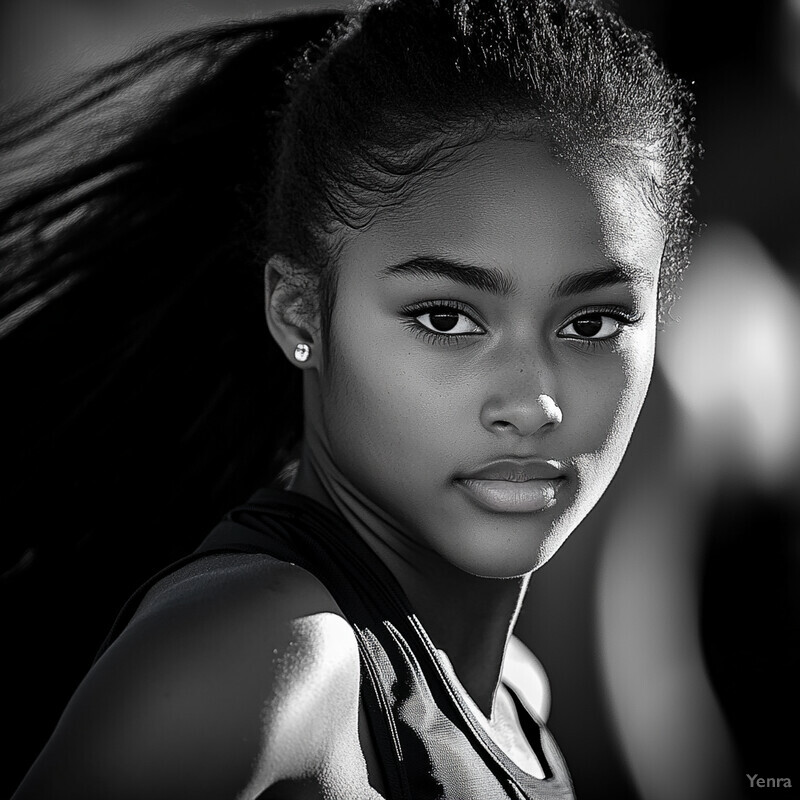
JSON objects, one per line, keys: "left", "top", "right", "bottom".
{"left": 293, "top": 343, "right": 311, "bottom": 363}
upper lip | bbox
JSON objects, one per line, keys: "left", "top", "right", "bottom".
{"left": 457, "top": 457, "right": 567, "bottom": 483}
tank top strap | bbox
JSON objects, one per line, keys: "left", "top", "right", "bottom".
{"left": 203, "top": 489, "right": 575, "bottom": 800}
{"left": 98, "top": 488, "right": 575, "bottom": 800}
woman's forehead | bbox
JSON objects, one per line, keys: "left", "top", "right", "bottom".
{"left": 334, "top": 137, "right": 665, "bottom": 288}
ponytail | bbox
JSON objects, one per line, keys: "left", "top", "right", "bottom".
{"left": 0, "top": 11, "right": 343, "bottom": 594}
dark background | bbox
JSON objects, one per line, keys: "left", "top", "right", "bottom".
{"left": 2, "top": 1, "right": 799, "bottom": 798}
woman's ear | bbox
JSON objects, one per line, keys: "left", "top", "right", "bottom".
{"left": 264, "top": 255, "right": 321, "bottom": 368}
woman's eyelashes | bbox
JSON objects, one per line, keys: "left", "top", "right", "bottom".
{"left": 401, "top": 301, "right": 641, "bottom": 347}
{"left": 401, "top": 301, "right": 485, "bottom": 345}
{"left": 556, "top": 306, "right": 642, "bottom": 349}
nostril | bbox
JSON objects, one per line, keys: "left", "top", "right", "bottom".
{"left": 481, "top": 393, "right": 563, "bottom": 437}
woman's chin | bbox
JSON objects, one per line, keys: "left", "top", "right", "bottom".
{"left": 428, "top": 513, "right": 577, "bottom": 579}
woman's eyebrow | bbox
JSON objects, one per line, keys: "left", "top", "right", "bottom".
{"left": 379, "top": 256, "right": 515, "bottom": 296}
{"left": 551, "top": 263, "right": 653, "bottom": 298}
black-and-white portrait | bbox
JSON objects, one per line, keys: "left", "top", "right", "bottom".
{"left": 2, "top": 1, "right": 798, "bottom": 798}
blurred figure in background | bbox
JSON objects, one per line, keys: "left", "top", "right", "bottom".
{"left": 609, "top": 2, "right": 800, "bottom": 797}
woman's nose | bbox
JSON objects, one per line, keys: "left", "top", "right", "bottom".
{"left": 479, "top": 370, "right": 563, "bottom": 438}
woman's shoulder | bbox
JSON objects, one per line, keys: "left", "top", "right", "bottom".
{"left": 133, "top": 549, "right": 348, "bottom": 629}
{"left": 13, "top": 553, "right": 364, "bottom": 800}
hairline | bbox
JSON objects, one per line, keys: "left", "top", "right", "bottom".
{"left": 313, "top": 123, "right": 669, "bottom": 371}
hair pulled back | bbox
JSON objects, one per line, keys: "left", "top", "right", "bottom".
{"left": 266, "top": 0, "right": 697, "bottom": 327}
{"left": 0, "top": 0, "right": 696, "bottom": 601}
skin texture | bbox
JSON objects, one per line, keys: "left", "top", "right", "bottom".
{"left": 13, "top": 135, "right": 666, "bottom": 800}
{"left": 11, "top": 554, "right": 382, "bottom": 800}
{"left": 273, "top": 136, "right": 665, "bottom": 712}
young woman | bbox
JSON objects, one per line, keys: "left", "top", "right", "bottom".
{"left": 3, "top": 0, "right": 697, "bottom": 797}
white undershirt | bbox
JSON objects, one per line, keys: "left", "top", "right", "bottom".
{"left": 435, "top": 635, "right": 552, "bottom": 779}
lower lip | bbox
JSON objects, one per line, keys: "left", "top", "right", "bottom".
{"left": 455, "top": 478, "right": 566, "bottom": 513}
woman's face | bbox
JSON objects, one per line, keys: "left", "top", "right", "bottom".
{"left": 313, "top": 137, "right": 664, "bottom": 577}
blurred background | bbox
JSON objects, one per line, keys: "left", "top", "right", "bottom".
{"left": 1, "top": 1, "right": 798, "bottom": 798}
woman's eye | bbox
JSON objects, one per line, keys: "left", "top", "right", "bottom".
{"left": 415, "top": 306, "right": 483, "bottom": 335}
{"left": 559, "top": 313, "right": 622, "bottom": 340}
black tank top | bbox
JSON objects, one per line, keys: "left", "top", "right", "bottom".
{"left": 98, "top": 488, "right": 575, "bottom": 800}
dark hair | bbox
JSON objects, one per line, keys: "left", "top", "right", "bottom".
{"left": 269, "top": 0, "right": 698, "bottom": 332}
{"left": 0, "top": 0, "right": 696, "bottom": 580}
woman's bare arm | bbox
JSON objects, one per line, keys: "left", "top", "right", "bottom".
{"left": 12, "top": 554, "right": 379, "bottom": 800}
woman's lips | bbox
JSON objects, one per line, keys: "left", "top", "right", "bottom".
{"left": 454, "top": 458, "right": 567, "bottom": 513}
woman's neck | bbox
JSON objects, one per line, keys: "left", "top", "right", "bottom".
{"left": 290, "top": 432, "right": 530, "bottom": 718}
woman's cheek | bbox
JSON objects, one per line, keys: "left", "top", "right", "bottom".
{"left": 591, "top": 335, "right": 656, "bottom": 461}
{"left": 324, "top": 334, "right": 425, "bottom": 471}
